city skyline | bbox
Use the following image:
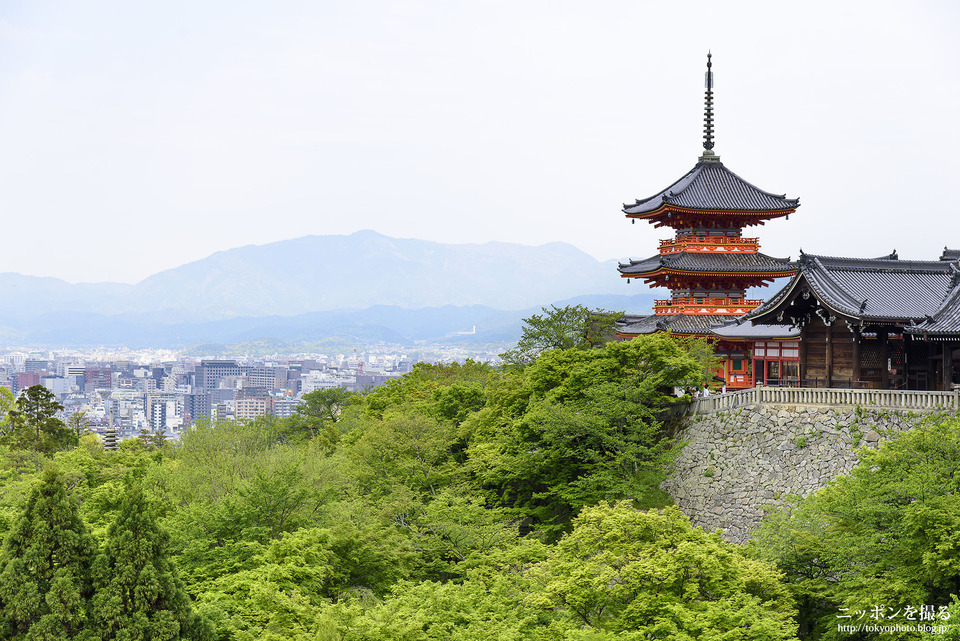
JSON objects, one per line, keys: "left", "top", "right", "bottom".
{"left": 0, "top": 347, "right": 432, "bottom": 440}
{"left": 1, "top": 1, "right": 958, "bottom": 284}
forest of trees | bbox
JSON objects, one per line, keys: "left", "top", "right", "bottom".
{"left": 0, "top": 308, "right": 957, "bottom": 640}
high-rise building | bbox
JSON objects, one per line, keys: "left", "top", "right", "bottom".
{"left": 196, "top": 360, "right": 242, "bottom": 390}
{"left": 84, "top": 367, "right": 113, "bottom": 392}
{"left": 13, "top": 372, "right": 40, "bottom": 396}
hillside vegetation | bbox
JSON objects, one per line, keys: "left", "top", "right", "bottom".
{"left": 0, "top": 325, "right": 956, "bottom": 639}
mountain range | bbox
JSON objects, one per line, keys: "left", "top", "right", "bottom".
{"left": 0, "top": 231, "right": 655, "bottom": 348}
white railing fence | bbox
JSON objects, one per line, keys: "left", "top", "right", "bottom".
{"left": 676, "top": 386, "right": 960, "bottom": 416}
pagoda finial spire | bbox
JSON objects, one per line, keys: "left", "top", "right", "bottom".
{"left": 700, "top": 51, "right": 718, "bottom": 162}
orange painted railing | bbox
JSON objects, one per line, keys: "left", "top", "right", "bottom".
{"left": 659, "top": 236, "right": 759, "bottom": 254}
{"left": 654, "top": 297, "right": 764, "bottom": 315}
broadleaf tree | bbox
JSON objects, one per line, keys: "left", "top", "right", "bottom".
{"left": 500, "top": 304, "right": 623, "bottom": 366}
{"left": 528, "top": 502, "right": 799, "bottom": 639}
{"left": 752, "top": 412, "right": 960, "bottom": 640}
{"left": 470, "top": 334, "right": 705, "bottom": 539}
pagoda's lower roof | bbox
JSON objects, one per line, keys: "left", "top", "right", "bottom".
{"left": 711, "top": 319, "right": 800, "bottom": 340}
{"left": 623, "top": 159, "right": 799, "bottom": 217}
{"left": 617, "top": 313, "right": 731, "bottom": 336}
{"left": 617, "top": 313, "right": 799, "bottom": 340}
{"left": 619, "top": 251, "right": 794, "bottom": 277}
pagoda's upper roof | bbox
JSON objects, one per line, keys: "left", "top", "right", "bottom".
{"left": 623, "top": 159, "right": 800, "bottom": 217}
{"left": 745, "top": 251, "right": 960, "bottom": 331}
{"left": 619, "top": 251, "right": 794, "bottom": 277}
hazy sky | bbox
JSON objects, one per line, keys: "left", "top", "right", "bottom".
{"left": 1, "top": 1, "right": 958, "bottom": 284}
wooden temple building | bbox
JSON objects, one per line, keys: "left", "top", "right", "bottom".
{"left": 617, "top": 53, "right": 800, "bottom": 389}
{"left": 732, "top": 250, "right": 960, "bottom": 391}
{"left": 616, "top": 54, "right": 960, "bottom": 392}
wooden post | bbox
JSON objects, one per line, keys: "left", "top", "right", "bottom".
{"left": 904, "top": 334, "right": 911, "bottom": 390}
{"left": 879, "top": 329, "right": 889, "bottom": 389}
{"left": 825, "top": 323, "right": 833, "bottom": 388}
{"left": 798, "top": 331, "right": 808, "bottom": 387}
{"left": 851, "top": 327, "right": 861, "bottom": 387}
{"left": 944, "top": 343, "right": 953, "bottom": 391}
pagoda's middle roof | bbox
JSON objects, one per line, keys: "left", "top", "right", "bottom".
{"left": 619, "top": 251, "right": 794, "bottom": 277}
{"left": 623, "top": 159, "right": 800, "bottom": 216}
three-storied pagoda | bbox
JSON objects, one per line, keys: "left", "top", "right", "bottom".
{"left": 617, "top": 54, "right": 800, "bottom": 389}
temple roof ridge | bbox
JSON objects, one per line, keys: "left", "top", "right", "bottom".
{"left": 746, "top": 250, "right": 960, "bottom": 326}
{"left": 798, "top": 252, "right": 957, "bottom": 274}
{"left": 940, "top": 247, "right": 960, "bottom": 262}
{"left": 909, "top": 278, "right": 960, "bottom": 335}
{"left": 804, "top": 256, "right": 863, "bottom": 313}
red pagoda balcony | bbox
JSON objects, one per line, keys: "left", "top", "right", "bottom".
{"left": 659, "top": 236, "right": 759, "bottom": 255}
{"left": 654, "top": 297, "right": 765, "bottom": 315}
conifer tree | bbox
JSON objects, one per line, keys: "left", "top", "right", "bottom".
{"left": 5, "top": 385, "right": 76, "bottom": 456}
{"left": 0, "top": 467, "right": 98, "bottom": 640}
{"left": 92, "top": 483, "right": 211, "bottom": 640}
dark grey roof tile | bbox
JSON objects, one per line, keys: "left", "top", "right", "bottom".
{"left": 619, "top": 252, "right": 794, "bottom": 276}
{"left": 711, "top": 321, "right": 800, "bottom": 339}
{"left": 747, "top": 252, "right": 960, "bottom": 333}
{"left": 623, "top": 160, "right": 799, "bottom": 215}
{"left": 908, "top": 282, "right": 960, "bottom": 335}
{"left": 941, "top": 247, "right": 960, "bottom": 262}
{"left": 617, "top": 313, "right": 734, "bottom": 335}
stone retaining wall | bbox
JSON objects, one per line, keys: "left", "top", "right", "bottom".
{"left": 661, "top": 404, "right": 923, "bottom": 544}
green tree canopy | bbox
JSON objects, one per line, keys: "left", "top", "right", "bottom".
{"left": 752, "top": 413, "right": 960, "bottom": 640}
{"left": 500, "top": 304, "right": 623, "bottom": 366}
{"left": 66, "top": 411, "right": 91, "bottom": 440}
{"left": 286, "top": 387, "right": 359, "bottom": 447}
{"left": 362, "top": 360, "right": 495, "bottom": 421}
{"left": 0, "top": 467, "right": 99, "bottom": 640}
{"left": 528, "top": 502, "right": 798, "bottom": 640}
{"left": 92, "top": 483, "right": 211, "bottom": 640}
{"left": 338, "top": 503, "right": 797, "bottom": 641}
{"left": 295, "top": 387, "right": 358, "bottom": 425}
{"left": 2, "top": 385, "right": 76, "bottom": 460}
{"left": 469, "top": 334, "right": 703, "bottom": 538}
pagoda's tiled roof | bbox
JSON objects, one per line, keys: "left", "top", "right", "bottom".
{"left": 618, "top": 313, "right": 800, "bottom": 340}
{"left": 710, "top": 320, "right": 800, "bottom": 339}
{"left": 616, "top": 313, "right": 730, "bottom": 336}
{"left": 746, "top": 252, "right": 960, "bottom": 332}
{"left": 619, "top": 251, "right": 794, "bottom": 277}
{"left": 623, "top": 159, "right": 799, "bottom": 216}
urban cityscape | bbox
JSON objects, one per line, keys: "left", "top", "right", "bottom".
{"left": 1, "top": 342, "right": 506, "bottom": 442}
